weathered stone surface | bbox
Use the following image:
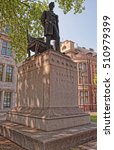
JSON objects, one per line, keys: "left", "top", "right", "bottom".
{"left": 17, "top": 50, "right": 78, "bottom": 108}
{"left": 0, "top": 135, "right": 97, "bottom": 150}
{"left": 0, "top": 121, "right": 97, "bottom": 150}
{"left": 7, "top": 106, "right": 90, "bottom": 131}
{"left": 0, "top": 135, "right": 26, "bottom": 150}
{"left": 6, "top": 50, "right": 90, "bottom": 131}
{"left": 0, "top": 50, "right": 97, "bottom": 150}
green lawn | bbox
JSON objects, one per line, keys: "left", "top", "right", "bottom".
{"left": 90, "top": 115, "right": 97, "bottom": 122}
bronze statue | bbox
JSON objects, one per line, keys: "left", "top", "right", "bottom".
{"left": 41, "top": 2, "right": 60, "bottom": 52}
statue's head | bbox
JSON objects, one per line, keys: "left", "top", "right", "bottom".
{"left": 49, "top": 2, "right": 55, "bottom": 10}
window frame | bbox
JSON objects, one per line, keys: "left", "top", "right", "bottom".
{"left": 3, "top": 91, "right": 12, "bottom": 108}
{"left": 0, "top": 91, "right": 2, "bottom": 108}
{"left": 78, "top": 62, "right": 88, "bottom": 84}
{"left": 1, "top": 40, "right": 12, "bottom": 56}
{"left": 79, "top": 90, "right": 89, "bottom": 105}
{"left": 0, "top": 64, "right": 3, "bottom": 81}
{"left": 6, "top": 65, "right": 13, "bottom": 82}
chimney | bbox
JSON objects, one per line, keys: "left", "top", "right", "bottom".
{"left": 60, "top": 40, "right": 75, "bottom": 53}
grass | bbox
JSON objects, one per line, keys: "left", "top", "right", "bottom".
{"left": 90, "top": 115, "right": 97, "bottom": 122}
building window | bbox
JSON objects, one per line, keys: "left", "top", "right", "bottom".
{"left": 92, "top": 64, "right": 97, "bottom": 85}
{"left": 79, "top": 63, "right": 86, "bottom": 70}
{"left": 78, "top": 63, "right": 88, "bottom": 84}
{"left": 6, "top": 65, "right": 13, "bottom": 82}
{"left": 79, "top": 90, "right": 89, "bottom": 105}
{"left": 93, "top": 91, "right": 97, "bottom": 104}
{"left": 85, "top": 91, "right": 89, "bottom": 104}
{"left": 62, "top": 45, "right": 66, "bottom": 50}
{"left": 80, "top": 97, "right": 84, "bottom": 105}
{"left": 1, "top": 40, "right": 12, "bottom": 56}
{"left": 0, "top": 64, "right": 3, "bottom": 81}
{"left": 79, "top": 91, "right": 84, "bottom": 104}
{"left": 3, "top": 92, "right": 12, "bottom": 108}
{"left": 0, "top": 91, "right": 1, "bottom": 108}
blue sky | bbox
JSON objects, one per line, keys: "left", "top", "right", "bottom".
{"left": 54, "top": 0, "right": 97, "bottom": 51}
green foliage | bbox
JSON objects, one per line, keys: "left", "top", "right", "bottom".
{"left": 56, "top": 0, "right": 85, "bottom": 14}
{"left": 0, "top": 0, "right": 85, "bottom": 62}
{"left": 0, "top": 0, "right": 48, "bottom": 62}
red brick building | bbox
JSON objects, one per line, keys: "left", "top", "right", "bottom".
{"left": 60, "top": 40, "right": 97, "bottom": 112}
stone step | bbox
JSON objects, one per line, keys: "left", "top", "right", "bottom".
{"left": 0, "top": 121, "right": 97, "bottom": 150}
{"left": 7, "top": 106, "right": 90, "bottom": 131}
{"left": 0, "top": 112, "right": 6, "bottom": 121}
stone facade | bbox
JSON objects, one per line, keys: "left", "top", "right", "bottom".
{"left": 0, "top": 32, "right": 17, "bottom": 120}
{"left": 60, "top": 40, "right": 97, "bottom": 112}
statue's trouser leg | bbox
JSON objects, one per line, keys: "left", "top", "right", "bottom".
{"left": 46, "top": 35, "right": 51, "bottom": 49}
{"left": 53, "top": 25, "right": 60, "bottom": 52}
{"left": 55, "top": 36, "right": 60, "bottom": 52}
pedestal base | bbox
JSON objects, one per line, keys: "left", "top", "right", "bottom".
{"left": 0, "top": 121, "right": 96, "bottom": 150}
{"left": 7, "top": 106, "right": 90, "bottom": 131}
{"left": 0, "top": 50, "right": 97, "bottom": 149}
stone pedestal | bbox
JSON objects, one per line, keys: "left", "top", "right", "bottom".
{"left": 0, "top": 50, "right": 96, "bottom": 150}
{"left": 6, "top": 50, "right": 90, "bottom": 131}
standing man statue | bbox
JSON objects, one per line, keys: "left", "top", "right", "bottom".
{"left": 41, "top": 2, "right": 60, "bottom": 52}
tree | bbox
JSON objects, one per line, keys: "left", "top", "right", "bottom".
{"left": 0, "top": 0, "right": 85, "bottom": 62}
{"left": 56, "top": 0, "right": 85, "bottom": 14}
